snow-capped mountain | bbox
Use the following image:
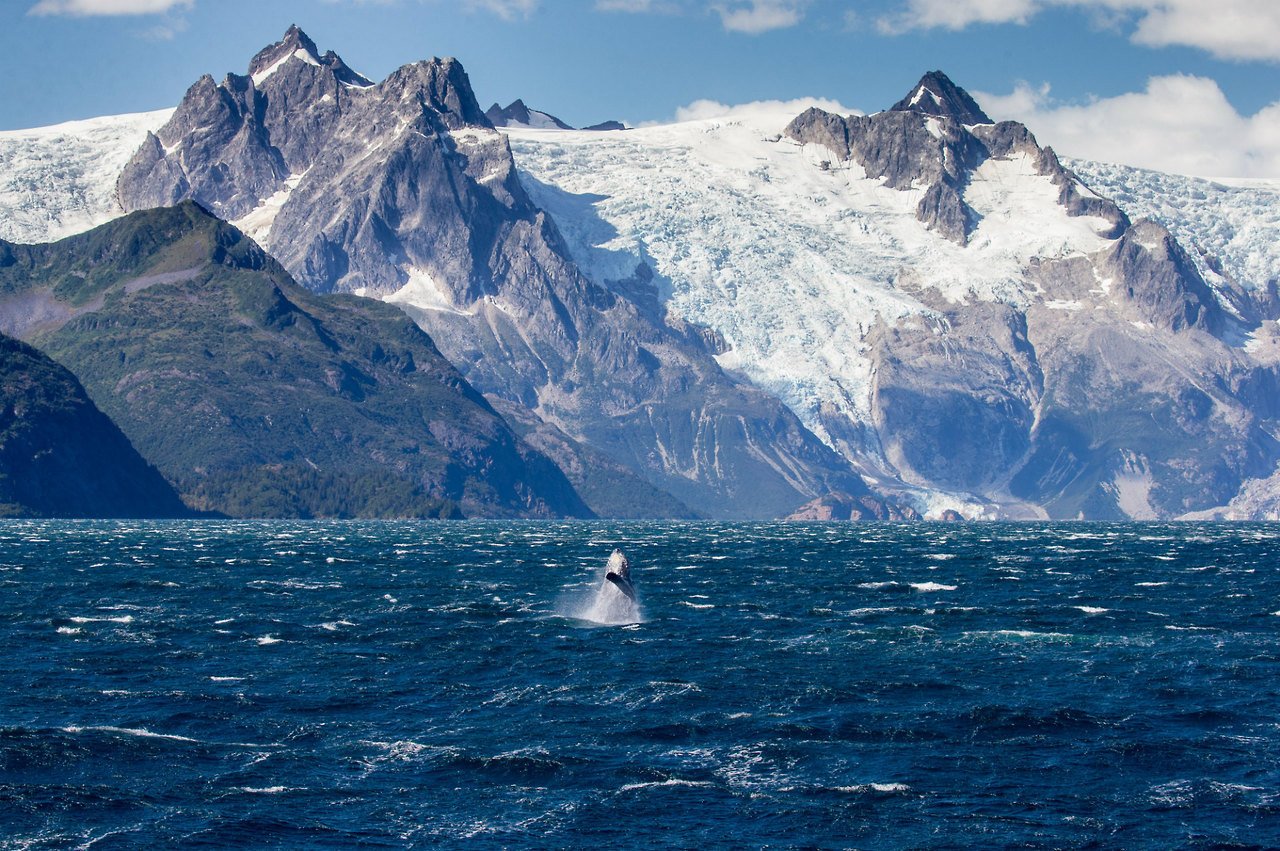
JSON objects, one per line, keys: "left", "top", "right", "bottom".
{"left": 107, "top": 26, "right": 876, "bottom": 520}
{"left": 506, "top": 80, "right": 1280, "bottom": 519}
{"left": 4, "top": 34, "right": 1280, "bottom": 518}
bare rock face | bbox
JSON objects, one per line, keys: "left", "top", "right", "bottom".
{"left": 117, "top": 27, "right": 872, "bottom": 519}
{"left": 889, "top": 70, "right": 992, "bottom": 125}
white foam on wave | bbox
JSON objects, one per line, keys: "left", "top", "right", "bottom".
{"left": 618, "top": 778, "right": 716, "bottom": 793}
{"left": 256, "top": 635, "right": 283, "bottom": 645}
{"left": 1074, "top": 606, "right": 1110, "bottom": 615}
{"left": 68, "top": 615, "right": 134, "bottom": 624}
{"left": 834, "top": 782, "right": 911, "bottom": 794}
{"left": 968, "top": 630, "right": 1073, "bottom": 641}
{"left": 210, "top": 676, "right": 244, "bottom": 683}
{"left": 680, "top": 601, "right": 715, "bottom": 610}
{"left": 910, "top": 582, "right": 957, "bottom": 592}
{"left": 238, "top": 786, "right": 289, "bottom": 794}
{"left": 56, "top": 627, "right": 82, "bottom": 635}
{"left": 61, "top": 725, "right": 201, "bottom": 743}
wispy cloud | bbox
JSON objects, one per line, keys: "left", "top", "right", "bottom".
{"left": 29, "top": 0, "right": 192, "bottom": 14}
{"left": 879, "top": 0, "right": 1280, "bottom": 63}
{"left": 465, "top": 0, "right": 537, "bottom": 19}
{"left": 976, "top": 74, "right": 1280, "bottom": 177}
{"left": 671, "top": 96, "right": 858, "bottom": 122}
{"left": 597, "top": 0, "right": 806, "bottom": 33}
{"left": 713, "top": 0, "right": 806, "bottom": 33}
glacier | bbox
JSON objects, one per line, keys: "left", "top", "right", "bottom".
{"left": 0, "top": 109, "right": 173, "bottom": 245}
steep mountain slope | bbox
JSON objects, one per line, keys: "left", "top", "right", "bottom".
{"left": 507, "top": 77, "right": 1280, "bottom": 519}
{"left": 0, "top": 202, "right": 589, "bottom": 519}
{"left": 113, "top": 26, "right": 879, "bottom": 519}
{"left": 0, "top": 332, "right": 190, "bottom": 518}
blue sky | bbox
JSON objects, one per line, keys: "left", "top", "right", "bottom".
{"left": 2, "top": 1, "right": 1278, "bottom": 176}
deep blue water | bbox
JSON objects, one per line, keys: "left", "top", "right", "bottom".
{"left": 2, "top": 521, "right": 1279, "bottom": 849}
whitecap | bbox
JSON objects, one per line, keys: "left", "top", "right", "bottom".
{"left": 1073, "top": 606, "right": 1109, "bottom": 615}
{"left": 68, "top": 615, "right": 134, "bottom": 624}
{"left": 680, "top": 602, "right": 714, "bottom": 609}
{"left": 618, "top": 779, "right": 716, "bottom": 792}
{"left": 833, "top": 783, "right": 911, "bottom": 794}
{"left": 209, "top": 676, "right": 244, "bottom": 682}
{"left": 61, "top": 725, "right": 201, "bottom": 743}
{"left": 256, "top": 635, "right": 283, "bottom": 645}
{"left": 910, "top": 582, "right": 957, "bottom": 592}
{"left": 238, "top": 786, "right": 289, "bottom": 794}
{"left": 56, "top": 627, "right": 82, "bottom": 635}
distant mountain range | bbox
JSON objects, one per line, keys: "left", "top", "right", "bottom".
{"left": 484, "top": 99, "right": 625, "bottom": 132}
{"left": 2, "top": 27, "right": 1279, "bottom": 519}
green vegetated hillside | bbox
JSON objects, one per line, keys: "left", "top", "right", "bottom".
{"left": 0, "top": 202, "right": 590, "bottom": 519}
{"left": 0, "top": 332, "right": 191, "bottom": 518}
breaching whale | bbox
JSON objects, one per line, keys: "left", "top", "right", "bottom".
{"left": 604, "top": 549, "right": 636, "bottom": 601}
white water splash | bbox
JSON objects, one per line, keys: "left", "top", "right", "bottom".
{"left": 562, "top": 569, "right": 643, "bottom": 626}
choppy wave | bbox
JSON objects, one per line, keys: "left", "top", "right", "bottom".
{"left": 1, "top": 519, "right": 1277, "bottom": 848}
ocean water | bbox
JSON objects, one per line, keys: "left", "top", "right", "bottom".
{"left": 1, "top": 521, "right": 1278, "bottom": 849}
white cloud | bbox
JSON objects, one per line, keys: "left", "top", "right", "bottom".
{"left": 596, "top": 0, "right": 663, "bottom": 10}
{"left": 670, "top": 96, "right": 859, "bottom": 123}
{"left": 598, "top": 0, "right": 805, "bottom": 32}
{"left": 465, "top": 0, "right": 537, "bottom": 18}
{"left": 29, "top": 0, "right": 191, "bottom": 14}
{"left": 976, "top": 74, "right": 1280, "bottom": 178}
{"left": 713, "top": 0, "right": 805, "bottom": 33}
{"left": 878, "top": 0, "right": 1036, "bottom": 31}
{"left": 880, "top": 0, "right": 1280, "bottom": 62}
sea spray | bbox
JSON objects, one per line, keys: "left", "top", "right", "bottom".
{"left": 561, "top": 550, "right": 643, "bottom": 625}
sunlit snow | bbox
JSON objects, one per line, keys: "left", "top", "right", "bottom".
{"left": 0, "top": 109, "right": 173, "bottom": 244}
{"left": 506, "top": 107, "right": 1116, "bottom": 452}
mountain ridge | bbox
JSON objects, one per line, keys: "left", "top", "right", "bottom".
{"left": 0, "top": 202, "right": 593, "bottom": 519}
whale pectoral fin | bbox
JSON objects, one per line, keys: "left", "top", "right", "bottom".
{"left": 606, "top": 572, "right": 636, "bottom": 601}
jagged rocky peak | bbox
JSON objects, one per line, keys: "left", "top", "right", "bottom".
{"left": 485, "top": 99, "right": 574, "bottom": 130}
{"left": 247, "top": 24, "right": 372, "bottom": 88}
{"left": 889, "top": 70, "right": 992, "bottom": 125}
{"left": 784, "top": 70, "right": 1128, "bottom": 244}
